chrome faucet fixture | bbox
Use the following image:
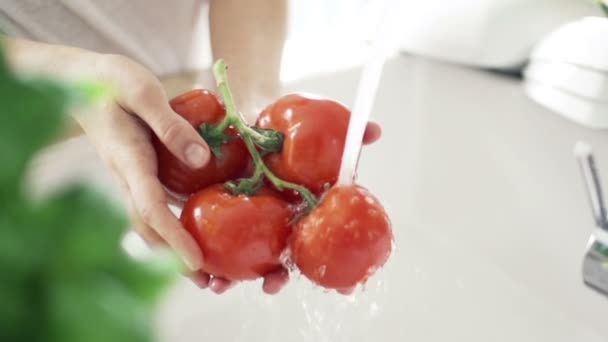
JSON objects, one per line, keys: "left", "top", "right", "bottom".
{"left": 575, "top": 141, "right": 608, "bottom": 297}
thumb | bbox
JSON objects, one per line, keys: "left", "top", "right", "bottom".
{"left": 125, "top": 84, "right": 211, "bottom": 169}
{"left": 150, "top": 111, "right": 211, "bottom": 169}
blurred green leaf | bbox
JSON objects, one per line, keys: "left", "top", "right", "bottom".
{"left": 0, "top": 46, "right": 111, "bottom": 200}
{"left": 0, "top": 38, "right": 176, "bottom": 342}
{"left": 0, "top": 77, "right": 66, "bottom": 197}
{"left": 0, "top": 204, "right": 48, "bottom": 277}
{"left": 37, "top": 187, "right": 128, "bottom": 272}
{"left": 115, "top": 250, "right": 180, "bottom": 303}
{"left": 0, "top": 277, "right": 38, "bottom": 342}
{"left": 596, "top": 0, "right": 608, "bottom": 15}
{"left": 47, "top": 276, "right": 151, "bottom": 342}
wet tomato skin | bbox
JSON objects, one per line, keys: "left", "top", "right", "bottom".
{"left": 255, "top": 93, "right": 351, "bottom": 195}
{"left": 291, "top": 184, "right": 392, "bottom": 289}
{"left": 180, "top": 184, "right": 293, "bottom": 281}
{"left": 153, "top": 89, "right": 249, "bottom": 196}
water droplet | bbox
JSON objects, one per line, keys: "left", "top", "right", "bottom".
{"left": 369, "top": 302, "right": 379, "bottom": 315}
{"left": 317, "top": 265, "right": 327, "bottom": 278}
{"left": 346, "top": 293, "right": 358, "bottom": 303}
{"left": 279, "top": 248, "right": 296, "bottom": 271}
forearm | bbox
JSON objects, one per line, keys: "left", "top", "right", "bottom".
{"left": 1, "top": 36, "right": 107, "bottom": 139}
{"left": 209, "top": 0, "right": 288, "bottom": 122}
{"left": 2, "top": 36, "right": 100, "bottom": 81}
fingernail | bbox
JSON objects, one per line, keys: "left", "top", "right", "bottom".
{"left": 195, "top": 279, "right": 209, "bottom": 289}
{"left": 191, "top": 272, "right": 210, "bottom": 289}
{"left": 184, "top": 144, "right": 208, "bottom": 169}
{"left": 209, "top": 279, "right": 223, "bottom": 293}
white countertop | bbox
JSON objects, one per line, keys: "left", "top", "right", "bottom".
{"left": 30, "top": 54, "right": 608, "bottom": 341}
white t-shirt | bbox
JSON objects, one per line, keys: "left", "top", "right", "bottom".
{"left": 0, "top": 0, "right": 212, "bottom": 76}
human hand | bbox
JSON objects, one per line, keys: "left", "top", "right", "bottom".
{"left": 7, "top": 36, "right": 384, "bottom": 294}
{"left": 69, "top": 54, "right": 214, "bottom": 273}
{"left": 65, "top": 53, "right": 323, "bottom": 295}
{"left": 72, "top": 53, "right": 383, "bottom": 295}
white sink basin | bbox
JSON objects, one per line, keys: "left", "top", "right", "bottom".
{"left": 156, "top": 55, "right": 608, "bottom": 341}
{"left": 29, "top": 55, "right": 608, "bottom": 341}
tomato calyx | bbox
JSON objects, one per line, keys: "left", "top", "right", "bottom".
{"left": 250, "top": 126, "right": 284, "bottom": 154}
{"left": 202, "top": 114, "right": 284, "bottom": 158}
{"left": 198, "top": 122, "right": 235, "bottom": 159}
{"left": 224, "top": 167, "right": 264, "bottom": 195}
{"left": 212, "top": 59, "right": 318, "bottom": 213}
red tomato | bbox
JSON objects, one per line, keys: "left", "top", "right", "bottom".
{"left": 255, "top": 93, "right": 351, "bottom": 195}
{"left": 180, "top": 184, "right": 293, "bottom": 281}
{"left": 153, "top": 89, "right": 249, "bottom": 196}
{"left": 291, "top": 184, "right": 392, "bottom": 289}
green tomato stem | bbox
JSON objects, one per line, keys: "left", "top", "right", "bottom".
{"left": 208, "top": 105, "right": 268, "bottom": 145}
{"left": 210, "top": 64, "right": 283, "bottom": 152}
{"left": 212, "top": 59, "right": 318, "bottom": 210}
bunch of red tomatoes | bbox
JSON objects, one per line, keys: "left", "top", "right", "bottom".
{"left": 152, "top": 61, "right": 393, "bottom": 292}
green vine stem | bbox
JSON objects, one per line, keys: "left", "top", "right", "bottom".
{"left": 206, "top": 88, "right": 283, "bottom": 153}
{"left": 209, "top": 112, "right": 281, "bottom": 150}
{"left": 211, "top": 59, "right": 318, "bottom": 211}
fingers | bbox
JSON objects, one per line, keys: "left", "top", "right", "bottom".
{"left": 129, "top": 173, "right": 203, "bottom": 271}
{"left": 107, "top": 55, "right": 210, "bottom": 169}
{"left": 262, "top": 267, "right": 289, "bottom": 295}
{"left": 363, "top": 121, "right": 382, "bottom": 145}
{"left": 188, "top": 270, "right": 211, "bottom": 289}
{"left": 126, "top": 190, "right": 213, "bottom": 290}
{"left": 137, "top": 101, "right": 210, "bottom": 169}
{"left": 209, "top": 277, "right": 234, "bottom": 294}
{"left": 132, "top": 220, "right": 166, "bottom": 247}
{"left": 112, "top": 142, "right": 203, "bottom": 271}
{"left": 336, "top": 287, "right": 355, "bottom": 295}
{"left": 128, "top": 200, "right": 212, "bottom": 290}
{"left": 122, "top": 192, "right": 168, "bottom": 248}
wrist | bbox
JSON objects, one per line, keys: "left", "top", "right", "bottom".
{"left": 5, "top": 37, "right": 101, "bottom": 81}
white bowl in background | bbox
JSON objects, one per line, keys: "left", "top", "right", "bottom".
{"left": 530, "top": 16, "right": 608, "bottom": 71}
{"left": 524, "top": 61, "right": 608, "bottom": 102}
{"left": 397, "top": 0, "right": 601, "bottom": 70}
{"left": 525, "top": 79, "right": 608, "bottom": 129}
{"left": 28, "top": 55, "right": 608, "bottom": 342}
{"left": 525, "top": 16, "right": 608, "bottom": 128}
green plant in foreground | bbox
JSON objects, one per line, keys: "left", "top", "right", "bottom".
{"left": 0, "top": 41, "right": 177, "bottom": 342}
{"left": 596, "top": 0, "right": 608, "bottom": 15}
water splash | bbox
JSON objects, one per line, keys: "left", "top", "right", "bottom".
{"left": 280, "top": 247, "right": 297, "bottom": 271}
{"left": 211, "top": 266, "right": 392, "bottom": 341}
{"left": 293, "top": 267, "right": 390, "bottom": 342}
{"left": 366, "top": 265, "right": 379, "bottom": 277}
